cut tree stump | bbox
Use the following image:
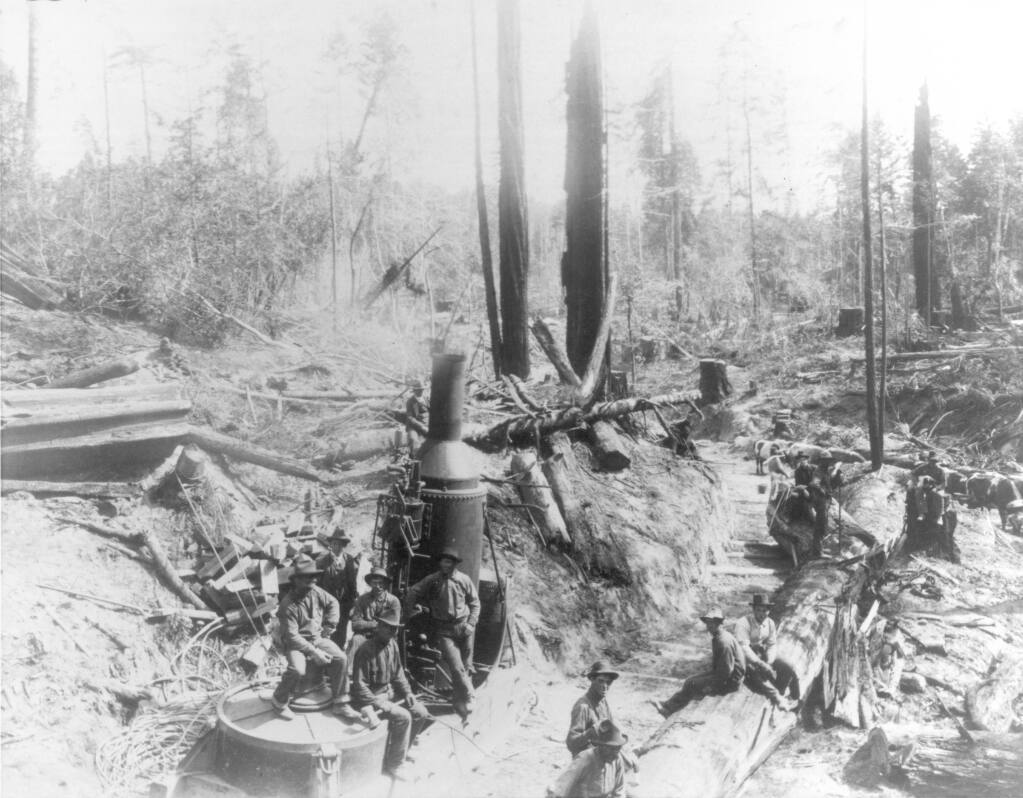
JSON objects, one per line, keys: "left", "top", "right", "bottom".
{"left": 509, "top": 451, "right": 571, "bottom": 548}
{"left": 587, "top": 421, "right": 631, "bottom": 471}
{"left": 699, "top": 359, "right": 732, "bottom": 404}
{"left": 966, "top": 654, "right": 1023, "bottom": 732}
{"left": 636, "top": 474, "right": 905, "bottom": 798}
{"left": 836, "top": 307, "right": 865, "bottom": 337}
{"left": 542, "top": 431, "right": 630, "bottom": 584}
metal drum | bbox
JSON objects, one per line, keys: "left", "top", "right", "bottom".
{"left": 211, "top": 683, "right": 388, "bottom": 798}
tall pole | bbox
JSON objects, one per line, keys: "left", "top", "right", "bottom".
{"left": 876, "top": 143, "right": 888, "bottom": 454}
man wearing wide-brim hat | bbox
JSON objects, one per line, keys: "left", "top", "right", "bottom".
{"left": 404, "top": 378, "right": 429, "bottom": 456}
{"left": 350, "top": 606, "right": 432, "bottom": 780}
{"left": 347, "top": 566, "right": 401, "bottom": 666}
{"left": 566, "top": 660, "right": 619, "bottom": 757}
{"left": 548, "top": 719, "right": 632, "bottom": 798}
{"left": 733, "top": 595, "right": 791, "bottom": 707}
{"left": 316, "top": 527, "right": 361, "bottom": 648}
{"left": 405, "top": 548, "right": 481, "bottom": 715}
{"left": 263, "top": 554, "right": 362, "bottom": 722}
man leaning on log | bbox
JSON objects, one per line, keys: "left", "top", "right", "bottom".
{"left": 651, "top": 607, "right": 793, "bottom": 717}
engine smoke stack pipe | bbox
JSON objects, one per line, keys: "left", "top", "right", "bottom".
{"left": 427, "top": 353, "right": 466, "bottom": 443}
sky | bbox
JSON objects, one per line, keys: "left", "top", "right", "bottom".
{"left": 1, "top": 0, "right": 1021, "bottom": 214}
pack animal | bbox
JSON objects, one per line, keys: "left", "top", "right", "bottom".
{"left": 753, "top": 439, "right": 786, "bottom": 475}
{"left": 988, "top": 475, "right": 1023, "bottom": 528}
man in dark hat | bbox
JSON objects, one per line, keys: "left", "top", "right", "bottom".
{"left": 350, "top": 607, "right": 432, "bottom": 781}
{"left": 264, "top": 554, "right": 362, "bottom": 722}
{"left": 566, "top": 661, "right": 619, "bottom": 757}
{"left": 912, "top": 450, "right": 946, "bottom": 490}
{"left": 405, "top": 548, "right": 480, "bottom": 714}
{"left": 808, "top": 449, "right": 844, "bottom": 557}
{"left": 348, "top": 566, "right": 401, "bottom": 665}
{"left": 316, "top": 527, "right": 360, "bottom": 648}
{"left": 547, "top": 720, "right": 631, "bottom": 798}
{"left": 652, "top": 607, "right": 745, "bottom": 717}
{"left": 404, "top": 379, "right": 429, "bottom": 456}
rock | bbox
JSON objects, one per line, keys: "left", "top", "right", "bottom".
{"left": 900, "top": 673, "right": 928, "bottom": 694}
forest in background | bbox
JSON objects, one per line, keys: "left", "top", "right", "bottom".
{"left": 2, "top": 5, "right": 1022, "bottom": 359}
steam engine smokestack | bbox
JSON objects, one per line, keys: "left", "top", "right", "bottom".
{"left": 417, "top": 353, "right": 485, "bottom": 583}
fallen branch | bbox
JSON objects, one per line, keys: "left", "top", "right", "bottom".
{"left": 45, "top": 355, "right": 141, "bottom": 389}
{"left": 573, "top": 272, "right": 619, "bottom": 406}
{"left": 850, "top": 346, "right": 1022, "bottom": 366}
{"left": 530, "top": 318, "right": 581, "bottom": 387}
{"left": 362, "top": 226, "right": 443, "bottom": 309}
{"left": 186, "top": 426, "right": 327, "bottom": 483}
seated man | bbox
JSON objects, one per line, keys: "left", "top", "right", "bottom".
{"left": 547, "top": 720, "right": 633, "bottom": 798}
{"left": 350, "top": 607, "right": 432, "bottom": 780}
{"left": 872, "top": 619, "right": 906, "bottom": 697}
{"left": 405, "top": 548, "right": 480, "bottom": 714}
{"left": 733, "top": 596, "right": 793, "bottom": 709}
{"left": 348, "top": 566, "right": 401, "bottom": 665}
{"left": 652, "top": 608, "right": 744, "bottom": 717}
{"left": 567, "top": 661, "right": 618, "bottom": 757}
{"left": 263, "top": 555, "right": 361, "bottom": 722}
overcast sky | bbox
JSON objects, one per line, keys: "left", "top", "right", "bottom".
{"left": 1, "top": 0, "right": 1020, "bottom": 213}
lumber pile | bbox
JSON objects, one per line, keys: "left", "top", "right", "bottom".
{"left": 636, "top": 472, "right": 905, "bottom": 798}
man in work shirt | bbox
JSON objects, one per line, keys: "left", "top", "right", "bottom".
{"left": 405, "top": 548, "right": 480, "bottom": 713}
{"left": 347, "top": 566, "right": 401, "bottom": 665}
{"left": 263, "top": 555, "right": 362, "bottom": 722}
{"left": 547, "top": 720, "right": 633, "bottom": 798}
{"left": 733, "top": 595, "right": 793, "bottom": 709}
{"left": 652, "top": 607, "right": 745, "bottom": 717}
{"left": 566, "top": 661, "right": 618, "bottom": 757}
{"left": 404, "top": 379, "right": 429, "bottom": 455}
{"left": 316, "top": 527, "right": 360, "bottom": 648}
{"left": 350, "top": 607, "right": 432, "bottom": 780}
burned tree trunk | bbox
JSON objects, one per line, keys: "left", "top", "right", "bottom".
{"left": 496, "top": 0, "right": 530, "bottom": 378}
{"left": 912, "top": 83, "right": 941, "bottom": 322}
{"left": 563, "top": 0, "right": 606, "bottom": 384}
{"left": 699, "top": 359, "right": 732, "bottom": 404}
{"left": 836, "top": 307, "right": 864, "bottom": 337}
{"left": 509, "top": 451, "right": 571, "bottom": 548}
{"left": 636, "top": 474, "right": 905, "bottom": 798}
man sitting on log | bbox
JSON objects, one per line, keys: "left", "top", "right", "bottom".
{"left": 405, "top": 548, "right": 480, "bottom": 716}
{"left": 262, "top": 555, "right": 362, "bottom": 722}
{"left": 547, "top": 720, "right": 633, "bottom": 798}
{"left": 871, "top": 619, "right": 906, "bottom": 698}
{"left": 567, "top": 661, "right": 618, "bottom": 757}
{"left": 733, "top": 595, "right": 783, "bottom": 690}
{"left": 912, "top": 450, "right": 946, "bottom": 490}
{"left": 347, "top": 566, "right": 401, "bottom": 668}
{"left": 350, "top": 607, "right": 433, "bottom": 781}
{"left": 808, "top": 450, "right": 844, "bottom": 557}
{"left": 316, "top": 527, "right": 360, "bottom": 648}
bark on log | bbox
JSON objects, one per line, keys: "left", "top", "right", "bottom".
{"left": 1, "top": 399, "right": 192, "bottom": 446}
{"left": 185, "top": 427, "right": 327, "bottom": 483}
{"left": 311, "top": 430, "right": 401, "bottom": 469}
{"left": 966, "top": 654, "right": 1023, "bottom": 732}
{"left": 46, "top": 356, "right": 141, "bottom": 389}
{"left": 542, "top": 431, "right": 631, "bottom": 584}
{"left": 849, "top": 346, "right": 1022, "bottom": 366}
{"left": 0, "top": 267, "right": 59, "bottom": 309}
{"left": 506, "top": 374, "right": 543, "bottom": 411}
{"left": 636, "top": 474, "right": 905, "bottom": 798}
{"left": 1, "top": 480, "right": 141, "bottom": 499}
{"left": 699, "top": 359, "right": 732, "bottom": 404}
{"left": 588, "top": 421, "right": 631, "bottom": 471}
{"left": 509, "top": 451, "right": 571, "bottom": 548}
{"left": 2, "top": 382, "right": 185, "bottom": 409}
{"left": 530, "top": 318, "right": 581, "bottom": 387}
{"left": 465, "top": 390, "right": 698, "bottom": 450}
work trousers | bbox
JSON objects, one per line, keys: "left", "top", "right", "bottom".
{"left": 811, "top": 493, "right": 830, "bottom": 554}
{"left": 272, "top": 639, "right": 350, "bottom": 706}
{"left": 744, "top": 669, "right": 784, "bottom": 705}
{"left": 355, "top": 689, "right": 433, "bottom": 772}
{"left": 329, "top": 602, "right": 354, "bottom": 649}
{"left": 434, "top": 621, "right": 476, "bottom": 702}
{"left": 346, "top": 632, "right": 371, "bottom": 677}
{"left": 661, "top": 672, "right": 739, "bottom": 715}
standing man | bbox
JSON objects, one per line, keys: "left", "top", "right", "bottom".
{"left": 350, "top": 607, "right": 432, "bottom": 781}
{"left": 913, "top": 451, "right": 947, "bottom": 490}
{"left": 316, "top": 527, "right": 360, "bottom": 648}
{"left": 348, "top": 566, "right": 401, "bottom": 664}
{"left": 809, "top": 450, "right": 844, "bottom": 557}
{"left": 405, "top": 379, "right": 429, "bottom": 456}
{"left": 405, "top": 548, "right": 480, "bottom": 714}
{"left": 547, "top": 721, "right": 632, "bottom": 798}
{"left": 652, "top": 608, "right": 745, "bottom": 717}
{"left": 263, "top": 555, "right": 362, "bottom": 722}
{"left": 567, "top": 661, "right": 618, "bottom": 757}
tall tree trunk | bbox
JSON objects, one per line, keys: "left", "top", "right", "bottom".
{"left": 563, "top": 0, "right": 606, "bottom": 379}
{"left": 860, "top": 17, "right": 881, "bottom": 469}
{"left": 327, "top": 150, "right": 339, "bottom": 329}
{"left": 470, "top": 0, "right": 502, "bottom": 379}
{"left": 876, "top": 146, "right": 888, "bottom": 454}
{"left": 139, "top": 62, "right": 153, "bottom": 164}
{"left": 497, "top": 0, "right": 530, "bottom": 377}
{"left": 24, "top": 3, "right": 39, "bottom": 179}
{"left": 742, "top": 94, "right": 760, "bottom": 321}
{"left": 102, "top": 51, "right": 113, "bottom": 212}
{"left": 912, "top": 83, "right": 938, "bottom": 323}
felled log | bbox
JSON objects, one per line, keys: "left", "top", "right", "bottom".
{"left": 509, "top": 451, "right": 571, "bottom": 548}
{"left": 0, "top": 398, "right": 192, "bottom": 446}
{"left": 186, "top": 426, "right": 327, "bottom": 483}
{"left": 966, "top": 654, "right": 1023, "bottom": 732}
{"left": 46, "top": 355, "right": 141, "bottom": 389}
{"left": 362, "top": 226, "right": 442, "bottom": 308}
{"left": 588, "top": 421, "right": 631, "bottom": 471}
{"left": 636, "top": 474, "right": 904, "bottom": 798}
{"left": 281, "top": 390, "right": 395, "bottom": 401}
{"left": 849, "top": 346, "right": 1022, "bottom": 366}
{"left": 699, "top": 359, "right": 732, "bottom": 404}
{"left": 530, "top": 318, "right": 582, "bottom": 387}
{"left": 506, "top": 374, "right": 543, "bottom": 411}
{"left": 0, "top": 267, "right": 59, "bottom": 309}
{"left": 2, "top": 382, "right": 185, "bottom": 410}
{"left": 465, "top": 389, "right": 698, "bottom": 450}
{"left": 1, "top": 479, "right": 141, "bottom": 499}
{"left": 311, "top": 430, "right": 401, "bottom": 469}
{"left": 542, "top": 431, "right": 630, "bottom": 584}
{"left": 836, "top": 307, "right": 864, "bottom": 337}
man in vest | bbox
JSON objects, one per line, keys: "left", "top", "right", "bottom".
{"left": 733, "top": 595, "right": 793, "bottom": 708}
{"left": 316, "top": 527, "right": 360, "bottom": 648}
{"left": 405, "top": 548, "right": 480, "bottom": 714}
{"left": 348, "top": 566, "right": 401, "bottom": 665}
{"left": 566, "top": 661, "right": 618, "bottom": 757}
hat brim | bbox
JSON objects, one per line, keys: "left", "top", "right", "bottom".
{"left": 292, "top": 568, "right": 324, "bottom": 577}
{"left": 435, "top": 553, "right": 462, "bottom": 563}
{"left": 700, "top": 615, "right": 724, "bottom": 623}
{"left": 587, "top": 670, "right": 620, "bottom": 681}
{"left": 364, "top": 573, "right": 391, "bottom": 585}
{"left": 595, "top": 734, "right": 628, "bottom": 748}
{"left": 751, "top": 601, "right": 774, "bottom": 608}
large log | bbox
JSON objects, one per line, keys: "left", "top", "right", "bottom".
{"left": 636, "top": 472, "right": 905, "bottom": 798}
{"left": 542, "top": 431, "right": 630, "bottom": 584}
{"left": 530, "top": 317, "right": 582, "bottom": 387}
{"left": 588, "top": 421, "right": 631, "bottom": 471}
{"left": 1, "top": 398, "right": 192, "bottom": 445}
{"left": 185, "top": 427, "right": 327, "bottom": 483}
{"left": 849, "top": 346, "right": 1022, "bottom": 366}
{"left": 509, "top": 450, "right": 571, "bottom": 548}
{"left": 1, "top": 382, "right": 185, "bottom": 410}
{"left": 966, "top": 654, "right": 1023, "bottom": 732}
{"left": 465, "top": 389, "right": 698, "bottom": 450}
{"left": 0, "top": 267, "right": 59, "bottom": 309}
{"left": 46, "top": 355, "right": 141, "bottom": 389}
{"left": 1, "top": 480, "right": 141, "bottom": 499}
